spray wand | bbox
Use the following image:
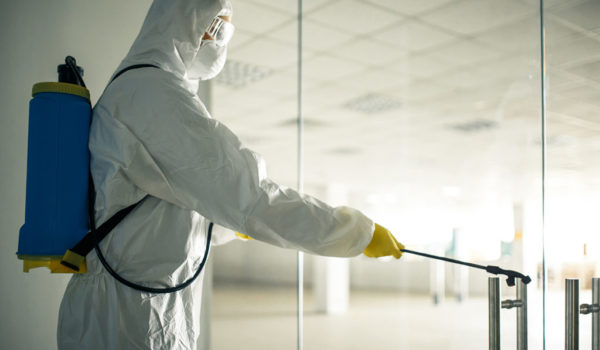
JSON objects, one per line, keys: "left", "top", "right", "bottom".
{"left": 400, "top": 248, "right": 531, "bottom": 287}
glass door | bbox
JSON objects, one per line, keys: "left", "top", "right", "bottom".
{"left": 300, "top": 1, "right": 545, "bottom": 348}
{"left": 544, "top": 1, "right": 600, "bottom": 348}
{"left": 207, "top": 0, "right": 600, "bottom": 348}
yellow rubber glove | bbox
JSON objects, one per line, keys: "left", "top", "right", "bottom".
{"left": 363, "top": 224, "right": 404, "bottom": 259}
{"left": 235, "top": 232, "right": 254, "bottom": 240}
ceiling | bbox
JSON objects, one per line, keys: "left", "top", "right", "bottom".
{"left": 212, "top": 0, "right": 600, "bottom": 214}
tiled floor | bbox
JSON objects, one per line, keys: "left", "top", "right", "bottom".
{"left": 212, "top": 284, "right": 591, "bottom": 350}
{"left": 211, "top": 284, "right": 581, "bottom": 349}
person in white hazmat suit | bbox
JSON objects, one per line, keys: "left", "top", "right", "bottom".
{"left": 57, "top": 0, "right": 404, "bottom": 348}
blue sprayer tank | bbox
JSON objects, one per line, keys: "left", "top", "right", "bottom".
{"left": 17, "top": 59, "right": 91, "bottom": 273}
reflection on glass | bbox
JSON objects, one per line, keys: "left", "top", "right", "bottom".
{"left": 545, "top": 1, "right": 600, "bottom": 348}
{"left": 301, "top": 1, "right": 543, "bottom": 349}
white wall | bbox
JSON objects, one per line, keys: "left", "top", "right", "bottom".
{"left": 0, "top": 1, "right": 150, "bottom": 349}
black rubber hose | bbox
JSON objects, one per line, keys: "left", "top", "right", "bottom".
{"left": 65, "top": 56, "right": 86, "bottom": 88}
{"left": 88, "top": 170, "right": 211, "bottom": 294}
{"left": 92, "top": 220, "right": 212, "bottom": 294}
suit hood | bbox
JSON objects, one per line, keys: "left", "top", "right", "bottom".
{"left": 115, "top": 0, "right": 232, "bottom": 81}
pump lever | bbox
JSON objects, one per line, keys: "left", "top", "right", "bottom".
{"left": 400, "top": 248, "right": 531, "bottom": 286}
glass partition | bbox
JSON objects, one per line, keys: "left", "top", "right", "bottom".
{"left": 210, "top": 1, "right": 300, "bottom": 348}
{"left": 206, "top": 0, "right": 600, "bottom": 348}
{"left": 301, "top": 1, "right": 545, "bottom": 349}
{"left": 545, "top": 1, "right": 600, "bottom": 348}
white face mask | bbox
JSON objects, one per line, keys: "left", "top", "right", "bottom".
{"left": 187, "top": 41, "right": 227, "bottom": 80}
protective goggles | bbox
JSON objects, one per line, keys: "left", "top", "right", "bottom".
{"left": 204, "top": 16, "right": 235, "bottom": 47}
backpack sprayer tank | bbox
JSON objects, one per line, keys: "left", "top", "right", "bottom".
{"left": 17, "top": 57, "right": 91, "bottom": 273}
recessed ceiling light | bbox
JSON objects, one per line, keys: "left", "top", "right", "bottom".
{"left": 342, "top": 93, "right": 403, "bottom": 114}
{"left": 215, "top": 60, "right": 271, "bottom": 89}
{"left": 449, "top": 119, "right": 497, "bottom": 133}
{"left": 327, "top": 147, "right": 360, "bottom": 155}
{"left": 278, "top": 118, "right": 328, "bottom": 128}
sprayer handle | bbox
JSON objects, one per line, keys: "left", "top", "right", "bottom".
{"left": 486, "top": 265, "right": 532, "bottom": 286}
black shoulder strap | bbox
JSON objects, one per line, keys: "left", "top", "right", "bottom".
{"left": 60, "top": 198, "right": 145, "bottom": 271}
{"left": 110, "top": 64, "right": 160, "bottom": 84}
{"left": 60, "top": 64, "right": 159, "bottom": 272}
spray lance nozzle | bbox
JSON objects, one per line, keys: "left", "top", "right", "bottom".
{"left": 485, "top": 265, "right": 532, "bottom": 286}
{"left": 400, "top": 248, "right": 532, "bottom": 287}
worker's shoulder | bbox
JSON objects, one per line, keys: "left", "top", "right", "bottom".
{"left": 105, "top": 69, "right": 200, "bottom": 110}
{"left": 97, "top": 71, "right": 212, "bottom": 131}
{"left": 153, "top": 72, "right": 190, "bottom": 91}
{"left": 108, "top": 67, "right": 187, "bottom": 94}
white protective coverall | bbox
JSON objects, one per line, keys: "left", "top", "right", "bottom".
{"left": 57, "top": 0, "right": 374, "bottom": 349}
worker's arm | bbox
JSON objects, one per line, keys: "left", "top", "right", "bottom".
{"left": 108, "top": 73, "right": 374, "bottom": 257}
{"left": 238, "top": 223, "right": 405, "bottom": 259}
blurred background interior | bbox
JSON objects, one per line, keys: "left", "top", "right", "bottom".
{"left": 1, "top": 0, "right": 599, "bottom": 349}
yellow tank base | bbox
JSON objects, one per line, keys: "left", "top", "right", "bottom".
{"left": 19, "top": 256, "right": 87, "bottom": 273}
